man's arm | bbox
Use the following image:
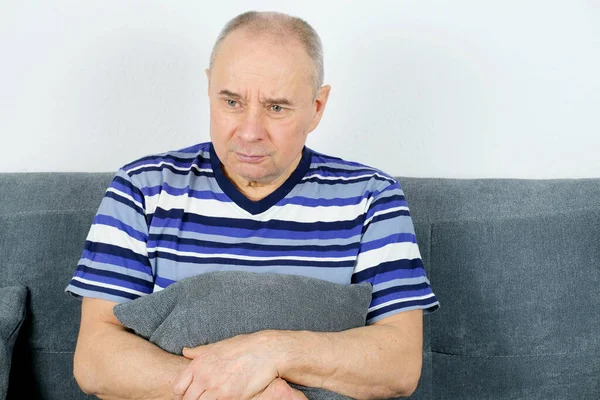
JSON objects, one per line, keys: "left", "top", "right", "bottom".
{"left": 276, "top": 309, "right": 423, "bottom": 399}
{"left": 73, "top": 297, "right": 190, "bottom": 400}
{"left": 179, "top": 309, "right": 423, "bottom": 400}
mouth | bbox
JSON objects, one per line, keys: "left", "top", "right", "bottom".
{"left": 235, "top": 153, "right": 266, "bottom": 163}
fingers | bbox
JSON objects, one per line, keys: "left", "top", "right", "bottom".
{"left": 289, "top": 386, "right": 309, "bottom": 400}
{"left": 173, "top": 373, "right": 210, "bottom": 400}
{"left": 197, "top": 392, "right": 217, "bottom": 400}
{"left": 172, "top": 368, "right": 193, "bottom": 400}
{"left": 251, "top": 378, "right": 278, "bottom": 399}
{"left": 182, "top": 346, "right": 203, "bottom": 359}
{"left": 255, "top": 378, "right": 308, "bottom": 400}
{"left": 182, "top": 380, "right": 206, "bottom": 400}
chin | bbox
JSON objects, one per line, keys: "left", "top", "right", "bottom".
{"left": 239, "top": 173, "right": 274, "bottom": 184}
{"left": 234, "top": 166, "right": 273, "bottom": 183}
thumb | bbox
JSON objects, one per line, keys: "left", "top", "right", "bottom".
{"left": 181, "top": 346, "right": 201, "bottom": 358}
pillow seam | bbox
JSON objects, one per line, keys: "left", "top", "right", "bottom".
{"left": 6, "top": 307, "right": 26, "bottom": 343}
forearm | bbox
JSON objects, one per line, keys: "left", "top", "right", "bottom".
{"left": 272, "top": 324, "right": 422, "bottom": 399}
{"left": 74, "top": 322, "right": 190, "bottom": 400}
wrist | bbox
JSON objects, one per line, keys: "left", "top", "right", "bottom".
{"left": 257, "top": 329, "right": 301, "bottom": 378}
{"left": 165, "top": 355, "right": 191, "bottom": 390}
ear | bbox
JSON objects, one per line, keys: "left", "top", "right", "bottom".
{"left": 205, "top": 69, "right": 211, "bottom": 94}
{"left": 307, "top": 85, "right": 331, "bottom": 134}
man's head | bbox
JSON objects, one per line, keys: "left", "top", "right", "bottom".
{"left": 206, "top": 11, "right": 331, "bottom": 197}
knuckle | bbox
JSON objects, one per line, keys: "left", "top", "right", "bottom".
{"left": 172, "top": 385, "right": 183, "bottom": 395}
{"left": 221, "top": 388, "right": 235, "bottom": 399}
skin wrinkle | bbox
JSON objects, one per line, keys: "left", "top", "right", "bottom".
{"left": 218, "top": 89, "right": 296, "bottom": 108}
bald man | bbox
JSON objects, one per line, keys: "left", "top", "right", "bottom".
{"left": 68, "top": 11, "right": 438, "bottom": 400}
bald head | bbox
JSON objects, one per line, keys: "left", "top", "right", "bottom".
{"left": 209, "top": 11, "right": 324, "bottom": 94}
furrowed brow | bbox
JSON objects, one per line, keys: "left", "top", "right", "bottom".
{"left": 262, "top": 97, "right": 294, "bottom": 106}
{"left": 218, "top": 90, "right": 294, "bottom": 107}
{"left": 218, "top": 89, "right": 242, "bottom": 99}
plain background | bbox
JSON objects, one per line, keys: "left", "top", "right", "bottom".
{"left": 1, "top": 0, "right": 598, "bottom": 178}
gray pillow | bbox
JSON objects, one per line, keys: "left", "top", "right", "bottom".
{"left": 114, "top": 271, "right": 372, "bottom": 400}
{"left": 0, "top": 285, "right": 27, "bottom": 400}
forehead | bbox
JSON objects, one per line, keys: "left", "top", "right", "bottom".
{"left": 210, "top": 30, "right": 314, "bottom": 98}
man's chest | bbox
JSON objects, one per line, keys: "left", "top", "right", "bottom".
{"left": 144, "top": 190, "right": 367, "bottom": 291}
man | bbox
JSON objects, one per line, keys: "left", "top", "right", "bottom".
{"left": 66, "top": 11, "right": 439, "bottom": 400}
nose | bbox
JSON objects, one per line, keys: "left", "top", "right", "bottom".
{"left": 236, "top": 106, "right": 267, "bottom": 143}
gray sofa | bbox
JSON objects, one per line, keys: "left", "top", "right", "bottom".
{"left": 1, "top": 173, "right": 598, "bottom": 399}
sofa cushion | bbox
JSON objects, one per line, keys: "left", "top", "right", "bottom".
{"left": 114, "top": 271, "right": 372, "bottom": 400}
{"left": 429, "top": 210, "right": 600, "bottom": 398}
{"left": 0, "top": 285, "right": 28, "bottom": 399}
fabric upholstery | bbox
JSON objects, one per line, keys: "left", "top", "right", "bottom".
{"left": 0, "top": 173, "right": 599, "bottom": 399}
{"left": 0, "top": 285, "right": 28, "bottom": 399}
{"left": 114, "top": 271, "right": 372, "bottom": 399}
{"left": 401, "top": 178, "right": 600, "bottom": 399}
{"left": 0, "top": 173, "right": 108, "bottom": 400}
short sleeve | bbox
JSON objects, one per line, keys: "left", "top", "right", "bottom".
{"left": 352, "top": 179, "right": 439, "bottom": 324}
{"left": 65, "top": 169, "right": 154, "bottom": 303}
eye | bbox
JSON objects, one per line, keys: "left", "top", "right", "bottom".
{"left": 226, "top": 99, "right": 238, "bottom": 107}
{"left": 271, "top": 105, "right": 283, "bottom": 112}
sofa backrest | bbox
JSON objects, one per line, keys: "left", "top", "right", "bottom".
{"left": 1, "top": 173, "right": 598, "bottom": 399}
{"left": 1, "top": 173, "right": 113, "bottom": 399}
{"left": 401, "top": 178, "right": 600, "bottom": 399}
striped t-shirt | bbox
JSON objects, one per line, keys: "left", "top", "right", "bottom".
{"left": 65, "top": 142, "right": 439, "bottom": 323}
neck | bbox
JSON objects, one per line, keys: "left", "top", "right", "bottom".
{"left": 224, "top": 153, "right": 303, "bottom": 201}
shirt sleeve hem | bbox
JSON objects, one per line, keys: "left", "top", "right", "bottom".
{"left": 64, "top": 284, "right": 137, "bottom": 305}
{"left": 366, "top": 300, "right": 440, "bottom": 325}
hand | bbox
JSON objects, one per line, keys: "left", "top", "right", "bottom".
{"left": 172, "top": 332, "right": 286, "bottom": 400}
{"left": 255, "top": 378, "right": 308, "bottom": 400}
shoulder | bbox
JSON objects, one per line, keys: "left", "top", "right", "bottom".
{"left": 116, "top": 142, "right": 212, "bottom": 188}
{"left": 120, "top": 142, "right": 210, "bottom": 176}
{"left": 305, "top": 148, "right": 401, "bottom": 195}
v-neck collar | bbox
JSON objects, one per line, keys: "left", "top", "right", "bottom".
{"left": 209, "top": 143, "right": 312, "bottom": 215}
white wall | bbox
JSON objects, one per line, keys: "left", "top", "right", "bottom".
{"left": 1, "top": 0, "right": 598, "bottom": 178}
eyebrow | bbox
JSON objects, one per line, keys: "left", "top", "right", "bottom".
{"left": 218, "top": 89, "right": 294, "bottom": 107}
{"left": 219, "top": 89, "right": 242, "bottom": 99}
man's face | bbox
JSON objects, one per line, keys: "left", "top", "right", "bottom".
{"left": 207, "top": 29, "right": 330, "bottom": 187}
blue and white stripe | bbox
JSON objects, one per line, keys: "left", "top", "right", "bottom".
{"left": 66, "top": 142, "right": 439, "bottom": 323}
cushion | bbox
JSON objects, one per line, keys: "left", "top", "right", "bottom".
{"left": 0, "top": 286, "right": 27, "bottom": 399}
{"left": 114, "top": 271, "right": 372, "bottom": 400}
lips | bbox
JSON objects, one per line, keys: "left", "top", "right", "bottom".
{"left": 236, "top": 153, "right": 266, "bottom": 163}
